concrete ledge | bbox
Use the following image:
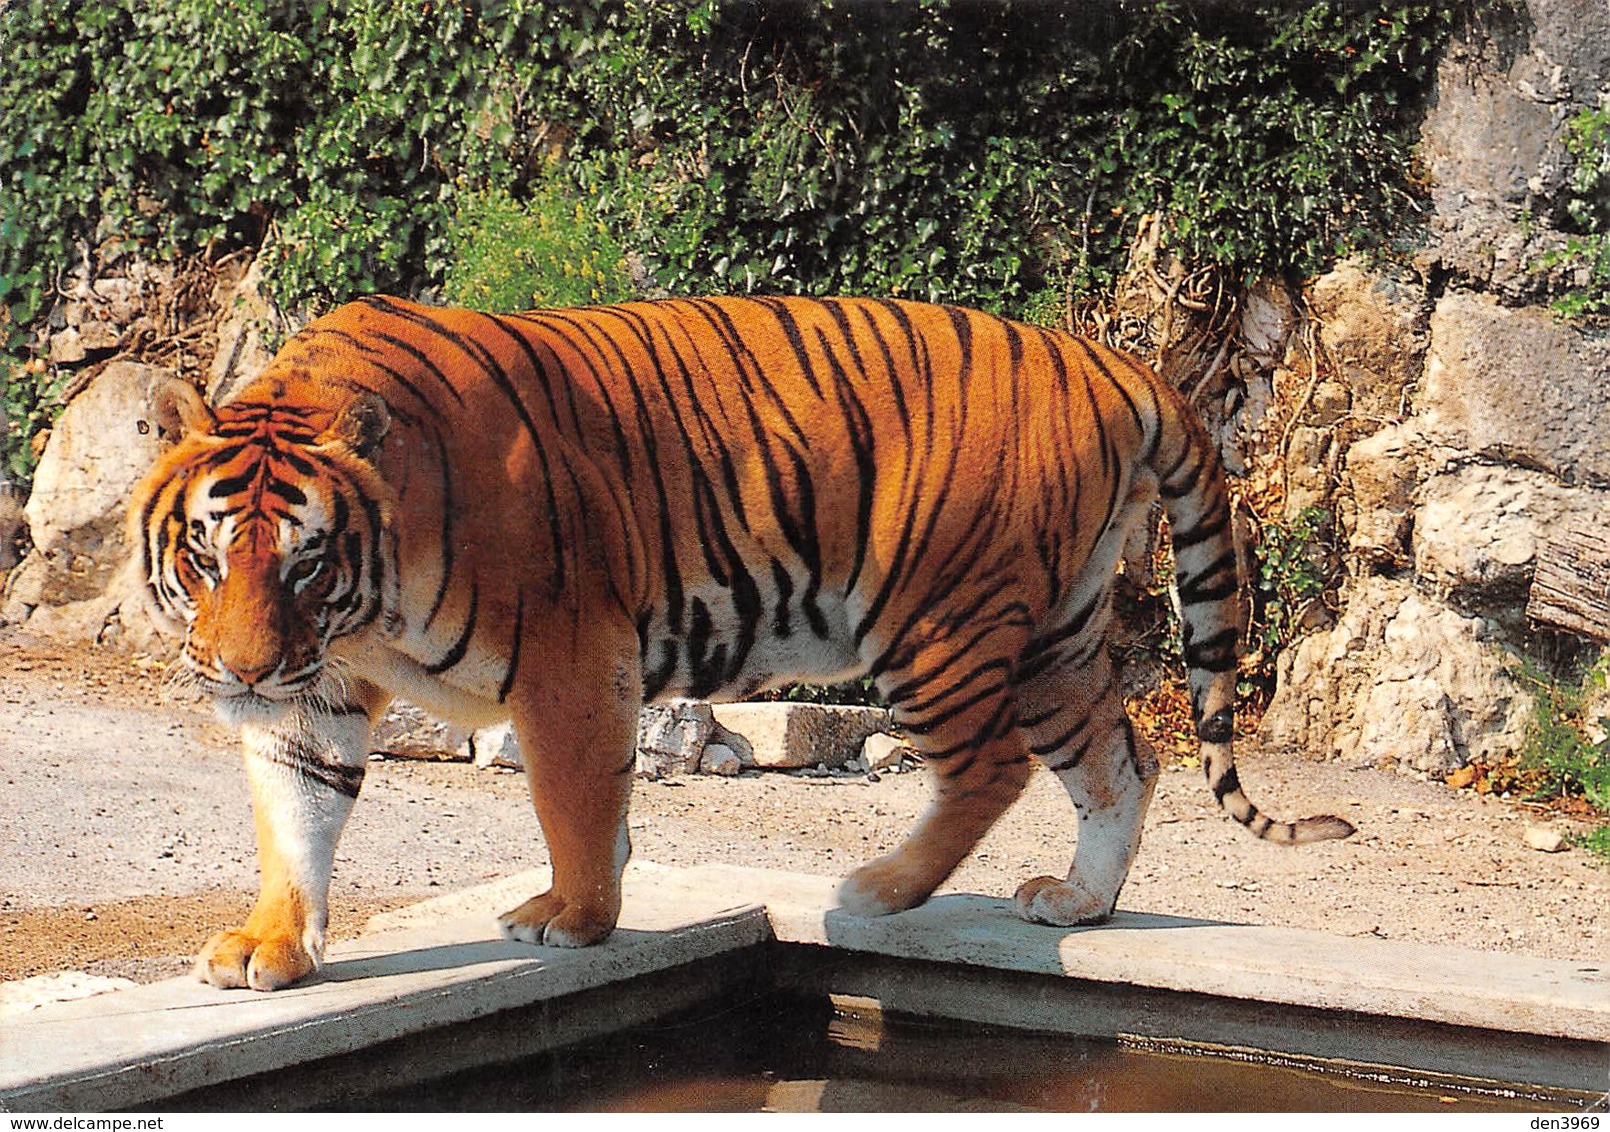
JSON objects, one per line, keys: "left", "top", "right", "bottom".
{"left": 682, "top": 865, "right": 1610, "bottom": 1043}
{"left": 4, "top": 861, "right": 1607, "bottom": 1111}
{"left": 0, "top": 863, "right": 768, "bottom": 1112}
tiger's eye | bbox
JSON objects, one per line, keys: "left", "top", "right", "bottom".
{"left": 288, "top": 557, "right": 325, "bottom": 588}
{"left": 189, "top": 546, "right": 220, "bottom": 581}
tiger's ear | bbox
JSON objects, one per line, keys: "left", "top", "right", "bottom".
{"left": 150, "top": 379, "right": 216, "bottom": 444}
{"left": 325, "top": 392, "right": 391, "bottom": 457}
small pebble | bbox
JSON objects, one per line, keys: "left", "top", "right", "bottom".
{"left": 1523, "top": 824, "right": 1566, "bottom": 853}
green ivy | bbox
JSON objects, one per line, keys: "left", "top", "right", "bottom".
{"left": 1540, "top": 106, "right": 1610, "bottom": 318}
{"left": 1517, "top": 658, "right": 1610, "bottom": 860}
{"left": 1253, "top": 505, "right": 1332, "bottom": 657}
{"left": 2, "top": 0, "right": 1463, "bottom": 479}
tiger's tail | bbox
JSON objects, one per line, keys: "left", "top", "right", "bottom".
{"left": 1150, "top": 384, "right": 1355, "bottom": 845}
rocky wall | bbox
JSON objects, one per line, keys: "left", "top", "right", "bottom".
{"left": 1260, "top": 0, "right": 1610, "bottom": 777}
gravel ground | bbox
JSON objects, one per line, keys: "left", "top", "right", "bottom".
{"left": 3, "top": 632, "right": 1607, "bottom": 986}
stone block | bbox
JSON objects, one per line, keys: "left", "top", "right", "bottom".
{"left": 371, "top": 702, "right": 472, "bottom": 760}
{"left": 708, "top": 702, "right": 892, "bottom": 770}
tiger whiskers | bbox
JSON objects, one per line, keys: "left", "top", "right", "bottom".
{"left": 300, "top": 657, "right": 356, "bottom": 717}
{"left": 158, "top": 657, "right": 205, "bottom": 703}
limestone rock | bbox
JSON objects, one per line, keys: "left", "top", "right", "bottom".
{"left": 0, "top": 479, "right": 23, "bottom": 575}
{"left": 860, "top": 731, "right": 914, "bottom": 772}
{"left": 1307, "top": 259, "right": 1428, "bottom": 423}
{"left": 208, "top": 258, "right": 285, "bottom": 405}
{"left": 1282, "top": 425, "right": 1333, "bottom": 519}
{"left": 708, "top": 720, "right": 755, "bottom": 767}
{"left": 1340, "top": 423, "right": 1425, "bottom": 572}
{"left": 699, "top": 742, "right": 743, "bottom": 777}
{"left": 1416, "top": 0, "right": 1610, "bottom": 299}
{"left": 1420, "top": 291, "right": 1610, "bottom": 485}
{"left": 1413, "top": 465, "right": 1610, "bottom": 621}
{"left": 1523, "top": 824, "right": 1567, "bottom": 854}
{"left": 371, "top": 702, "right": 472, "bottom": 759}
{"left": 1260, "top": 576, "right": 1530, "bottom": 778}
{"left": 1, "top": 362, "right": 175, "bottom": 649}
{"left": 466, "top": 721, "right": 522, "bottom": 770}
{"left": 708, "top": 702, "right": 892, "bottom": 770}
{"left": 636, "top": 701, "right": 716, "bottom": 779}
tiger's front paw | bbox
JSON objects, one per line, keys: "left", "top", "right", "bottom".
{"left": 194, "top": 928, "right": 317, "bottom": 991}
{"left": 498, "top": 890, "right": 618, "bottom": 949}
{"left": 836, "top": 855, "right": 936, "bottom": 918}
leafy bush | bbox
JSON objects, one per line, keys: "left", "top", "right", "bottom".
{"left": 1, "top": 0, "right": 1462, "bottom": 479}
{"left": 1517, "top": 659, "right": 1610, "bottom": 860}
{"left": 441, "top": 184, "right": 633, "bottom": 312}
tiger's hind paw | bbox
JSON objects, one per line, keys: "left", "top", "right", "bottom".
{"left": 194, "top": 929, "right": 316, "bottom": 992}
{"left": 1013, "top": 875, "right": 1115, "bottom": 927}
{"left": 498, "top": 891, "right": 617, "bottom": 949}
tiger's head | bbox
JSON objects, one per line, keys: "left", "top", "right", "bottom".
{"left": 130, "top": 378, "right": 396, "bottom": 724}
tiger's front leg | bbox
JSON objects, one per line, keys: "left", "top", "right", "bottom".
{"left": 497, "top": 616, "right": 642, "bottom": 950}
{"left": 195, "top": 688, "right": 381, "bottom": 991}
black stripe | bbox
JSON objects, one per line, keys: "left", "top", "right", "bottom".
{"left": 816, "top": 325, "right": 878, "bottom": 595}
{"left": 1177, "top": 550, "right": 1240, "bottom": 604}
{"left": 1183, "top": 626, "right": 1239, "bottom": 672}
{"left": 498, "top": 590, "right": 526, "bottom": 703}
{"left": 264, "top": 476, "right": 308, "bottom": 507}
{"left": 771, "top": 559, "right": 795, "bottom": 638}
{"left": 1211, "top": 764, "right": 1243, "bottom": 804}
{"left": 262, "top": 740, "right": 364, "bottom": 799}
{"left": 687, "top": 597, "right": 729, "bottom": 699}
{"left": 1171, "top": 507, "right": 1231, "bottom": 551}
{"left": 1196, "top": 705, "right": 1234, "bottom": 744}
{"left": 1160, "top": 454, "right": 1203, "bottom": 498}
{"left": 207, "top": 469, "right": 256, "bottom": 498}
{"left": 426, "top": 582, "right": 479, "bottom": 675}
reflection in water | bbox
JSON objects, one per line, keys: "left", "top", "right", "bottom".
{"left": 345, "top": 990, "right": 1554, "bottom": 1113}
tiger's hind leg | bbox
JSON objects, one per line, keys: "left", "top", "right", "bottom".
{"left": 498, "top": 616, "right": 640, "bottom": 949}
{"left": 1013, "top": 647, "right": 1158, "bottom": 926}
{"left": 838, "top": 619, "right": 1034, "bottom": 918}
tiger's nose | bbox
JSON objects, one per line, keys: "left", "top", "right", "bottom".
{"left": 222, "top": 659, "right": 276, "bottom": 688}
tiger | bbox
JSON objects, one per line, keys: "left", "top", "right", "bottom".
{"left": 130, "top": 294, "right": 1353, "bottom": 991}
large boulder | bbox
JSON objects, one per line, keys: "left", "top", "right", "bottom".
{"left": 1419, "top": 291, "right": 1610, "bottom": 486}
{"left": 1260, "top": 576, "right": 1531, "bottom": 778}
{"left": 708, "top": 702, "right": 892, "bottom": 769}
{"left": 1, "top": 362, "right": 174, "bottom": 649}
{"left": 1413, "top": 465, "right": 1610, "bottom": 623}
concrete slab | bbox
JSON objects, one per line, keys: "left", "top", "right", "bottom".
{"left": 0, "top": 863, "right": 769, "bottom": 1112}
{"left": 4, "top": 860, "right": 1606, "bottom": 1111}
{"left": 681, "top": 864, "right": 1610, "bottom": 1043}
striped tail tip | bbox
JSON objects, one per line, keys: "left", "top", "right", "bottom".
{"left": 1291, "top": 814, "right": 1356, "bottom": 843}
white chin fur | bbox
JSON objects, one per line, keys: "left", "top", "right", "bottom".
{"left": 214, "top": 694, "right": 294, "bottom": 728}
